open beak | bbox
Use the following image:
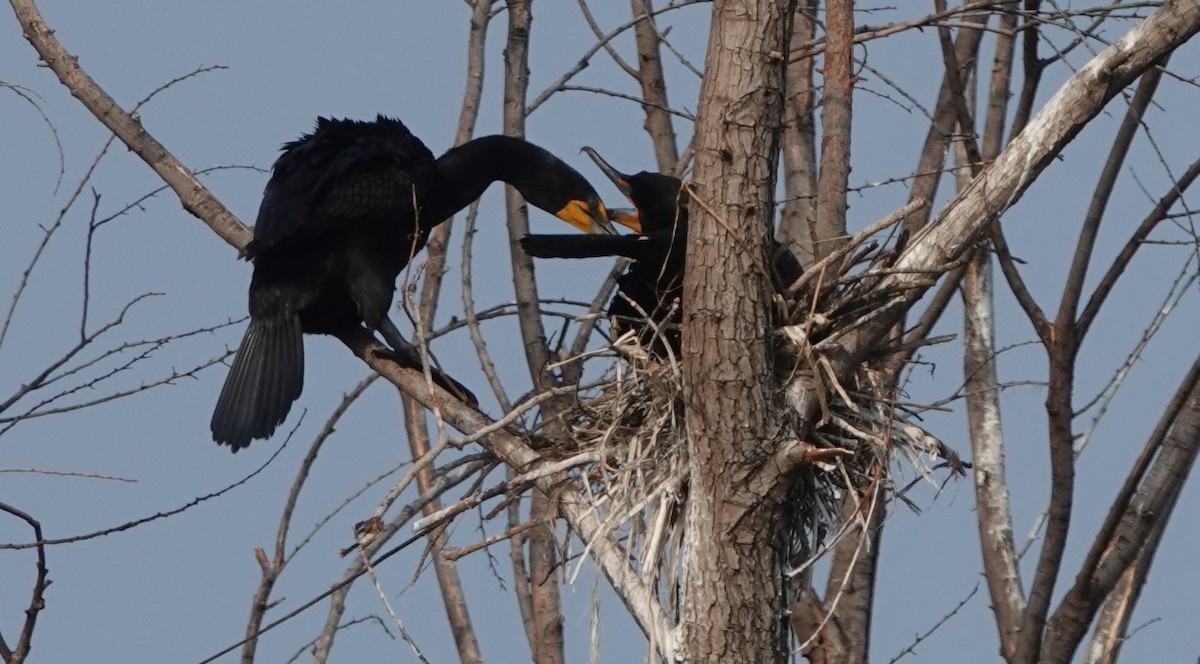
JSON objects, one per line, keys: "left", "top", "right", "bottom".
{"left": 608, "top": 208, "right": 642, "bottom": 234}
{"left": 556, "top": 199, "right": 615, "bottom": 235}
{"left": 581, "top": 146, "right": 633, "bottom": 201}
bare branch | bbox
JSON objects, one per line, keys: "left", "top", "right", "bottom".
{"left": 1059, "top": 60, "right": 1167, "bottom": 336}
{"left": 812, "top": 0, "right": 854, "bottom": 260}
{"left": 630, "top": 0, "right": 681, "bottom": 171}
{"left": 0, "top": 79, "right": 65, "bottom": 191}
{"left": 576, "top": 0, "right": 639, "bottom": 79}
{"left": 242, "top": 377, "right": 376, "bottom": 663}
{"left": 390, "top": 3, "right": 495, "bottom": 659}
{"left": 963, "top": 249, "right": 1024, "bottom": 657}
{"left": 1078, "top": 155, "right": 1200, "bottom": 338}
{"left": 0, "top": 437, "right": 290, "bottom": 549}
{"left": 838, "top": 0, "right": 1200, "bottom": 370}
{"left": 901, "top": 9, "right": 988, "bottom": 237}
{"left": 886, "top": 583, "right": 980, "bottom": 664}
{"left": 8, "top": 0, "right": 249, "bottom": 249}
{"left": 0, "top": 503, "right": 49, "bottom": 664}
{"left": 342, "top": 328, "right": 677, "bottom": 658}
{"left": 777, "top": 0, "right": 819, "bottom": 263}
{"left": 526, "top": 0, "right": 708, "bottom": 115}
{"left": 1, "top": 135, "right": 110, "bottom": 354}
{"left": 1039, "top": 355, "right": 1200, "bottom": 662}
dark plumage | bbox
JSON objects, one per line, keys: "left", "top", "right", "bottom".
{"left": 212, "top": 116, "right": 612, "bottom": 450}
{"left": 521, "top": 147, "right": 802, "bottom": 360}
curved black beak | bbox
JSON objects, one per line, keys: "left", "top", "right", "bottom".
{"left": 581, "top": 146, "right": 633, "bottom": 201}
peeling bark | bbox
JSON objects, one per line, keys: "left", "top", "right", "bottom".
{"left": 964, "top": 252, "right": 1024, "bottom": 659}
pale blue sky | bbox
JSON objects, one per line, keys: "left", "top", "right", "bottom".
{"left": 2, "top": 3, "right": 1199, "bottom": 663}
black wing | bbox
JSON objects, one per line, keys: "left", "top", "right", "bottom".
{"left": 252, "top": 116, "right": 437, "bottom": 251}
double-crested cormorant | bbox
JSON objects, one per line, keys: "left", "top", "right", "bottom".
{"left": 521, "top": 148, "right": 801, "bottom": 360}
{"left": 211, "top": 116, "right": 612, "bottom": 450}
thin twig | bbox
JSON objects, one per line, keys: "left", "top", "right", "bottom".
{"left": 0, "top": 435, "right": 291, "bottom": 549}
{"left": 0, "top": 502, "right": 49, "bottom": 664}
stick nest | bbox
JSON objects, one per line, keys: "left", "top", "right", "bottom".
{"left": 535, "top": 219, "right": 969, "bottom": 587}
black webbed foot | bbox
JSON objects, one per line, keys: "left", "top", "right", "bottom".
{"left": 372, "top": 346, "right": 479, "bottom": 407}
{"left": 373, "top": 315, "right": 478, "bottom": 406}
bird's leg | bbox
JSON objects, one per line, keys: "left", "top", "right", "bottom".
{"left": 374, "top": 316, "right": 478, "bottom": 406}
{"left": 375, "top": 315, "right": 424, "bottom": 365}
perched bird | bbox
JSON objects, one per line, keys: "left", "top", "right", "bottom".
{"left": 521, "top": 147, "right": 802, "bottom": 360}
{"left": 211, "top": 116, "right": 612, "bottom": 450}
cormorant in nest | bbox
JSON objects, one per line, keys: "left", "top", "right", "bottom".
{"left": 211, "top": 116, "right": 612, "bottom": 450}
{"left": 521, "top": 147, "right": 801, "bottom": 360}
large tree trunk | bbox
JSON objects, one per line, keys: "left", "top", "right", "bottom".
{"left": 679, "top": 1, "right": 795, "bottom": 662}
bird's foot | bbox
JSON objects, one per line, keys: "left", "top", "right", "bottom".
{"left": 372, "top": 348, "right": 479, "bottom": 407}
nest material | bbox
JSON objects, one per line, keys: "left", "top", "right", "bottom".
{"left": 547, "top": 339, "right": 689, "bottom": 588}
{"left": 540, "top": 218, "right": 968, "bottom": 590}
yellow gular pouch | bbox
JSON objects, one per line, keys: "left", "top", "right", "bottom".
{"left": 608, "top": 208, "right": 643, "bottom": 234}
{"left": 555, "top": 199, "right": 612, "bottom": 235}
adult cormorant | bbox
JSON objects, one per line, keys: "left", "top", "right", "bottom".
{"left": 521, "top": 148, "right": 801, "bottom": 360}
{"left": 211, "top": 116, "right": 613, "bottom": 451}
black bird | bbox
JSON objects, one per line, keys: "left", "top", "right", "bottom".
{"left": 211, "top": 116, "right": 612, "bottom": 450}
{"left": 521, "top": 147, "right": 802, "bottom": 360}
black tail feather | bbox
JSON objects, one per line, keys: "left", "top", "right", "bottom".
{"left": 210, "top": 316, "right": 304, "bottom": 451}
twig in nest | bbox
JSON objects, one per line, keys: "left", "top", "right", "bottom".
{"left": 786, "top": 198, "right": 928, "bottom": 297}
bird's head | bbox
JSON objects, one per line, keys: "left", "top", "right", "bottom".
{"left": 513, "top": 145, "right": 614, "bottom": 235}
{"left": 581, "top": 147, "right": 688, "bottom": 237}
